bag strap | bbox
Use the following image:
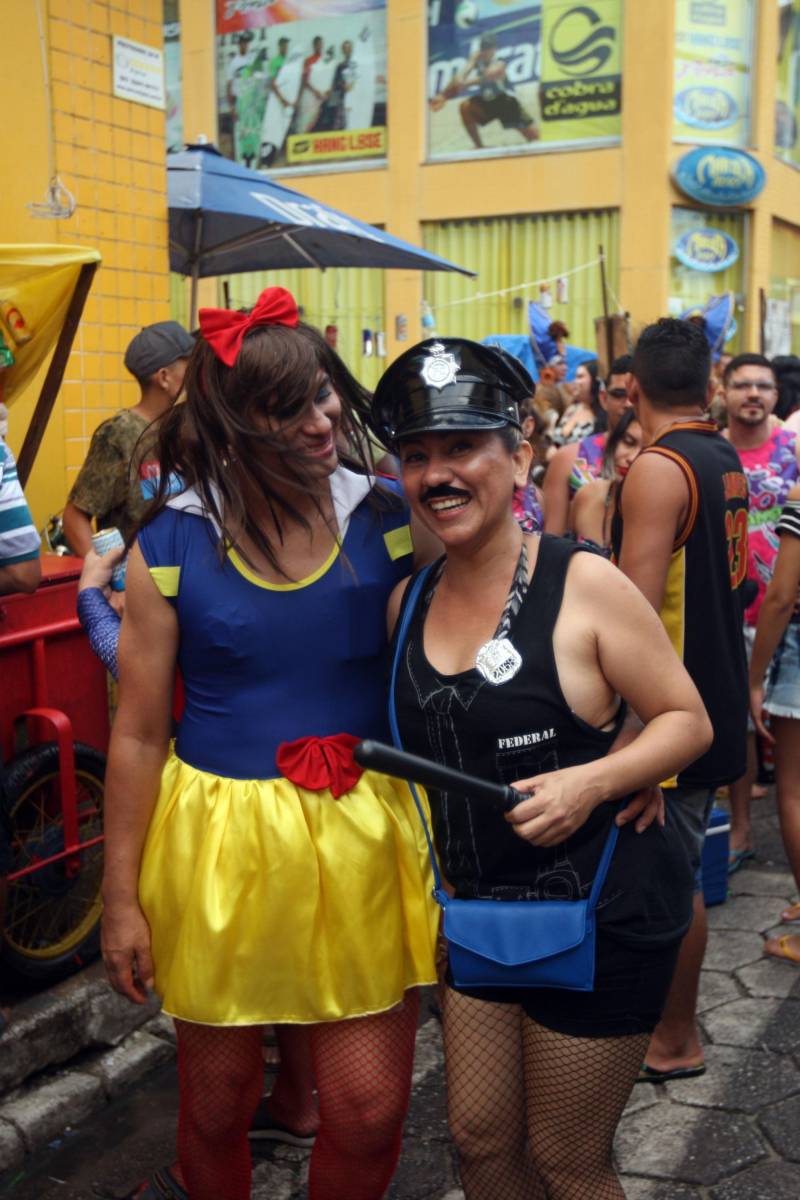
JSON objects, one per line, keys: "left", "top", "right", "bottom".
{"left": 388, "top": 562, "right": 619, "bottom": 911}
{"left": 388, "top": 565, "right": 444, "bottom": 894}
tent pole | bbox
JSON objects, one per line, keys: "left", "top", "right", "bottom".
{"left": 190, "top": 264, "right": 199, "bottom": 329}
{"left": 17, "top": 261, "right": 98, "bottom": 488}
{"left": 189, "top": 213, "right": 204, "bottom": 328}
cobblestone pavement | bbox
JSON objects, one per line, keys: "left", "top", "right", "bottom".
{"left": 3, "top": 792, "right": 800, "bottom": 1198}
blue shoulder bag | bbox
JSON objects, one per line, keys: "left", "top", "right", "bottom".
{"left": 389, "top": 564, "right": 619, "bottom": 992}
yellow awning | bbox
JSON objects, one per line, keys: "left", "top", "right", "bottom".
{"left": 0, "top": 244, "right": 100, "bottom": 407}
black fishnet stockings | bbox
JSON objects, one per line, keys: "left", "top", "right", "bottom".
{"left": 442, "top": 986, "right": 648, "bottom": 1200}
{"left": 308, "top": 990, "right": 420, "bottom": 1200}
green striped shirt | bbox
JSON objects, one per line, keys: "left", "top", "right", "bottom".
{"left": 0, "top": 440, "right": 40, "bottom": 565}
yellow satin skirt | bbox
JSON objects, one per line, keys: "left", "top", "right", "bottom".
{"left": 138, "top": 751, "right": 439, "bottom": 1026}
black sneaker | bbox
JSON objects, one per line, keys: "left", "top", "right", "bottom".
{"left": 248, "top": 1098, "right": 317, "bottom": 1148}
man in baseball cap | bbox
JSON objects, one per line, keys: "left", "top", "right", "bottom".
{"left": 372, "top": 338, "right": 532, "bottom": 447}
{"left": 63, "top": 321, "right": 194, "bottom": 555}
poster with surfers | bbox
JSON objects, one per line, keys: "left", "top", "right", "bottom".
{"left": 427, "top": 0, "right": 622, "bottom": 161}
{"left": 216, "top": 0, "right": 387, "bottom": 171}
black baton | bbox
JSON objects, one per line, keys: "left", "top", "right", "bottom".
{"left": 354, "top": 739, "right": 525, "bottom": 812}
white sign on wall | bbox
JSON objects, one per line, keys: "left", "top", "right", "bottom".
{"left": 764, "top": 298, "right": 792, "bottom": 359}
{"left": 113, "top": 36, "right": 165, "bottom": 109}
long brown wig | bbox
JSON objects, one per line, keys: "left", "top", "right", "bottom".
{"left": 143, "top": 319, "right": 386, "bottom": 577}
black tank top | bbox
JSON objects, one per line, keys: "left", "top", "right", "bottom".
{"left": 611, "top": 419, "right": 749, "bottom": 789}
{"left": 394, "top": 534, "right": 693, "bottom": 947}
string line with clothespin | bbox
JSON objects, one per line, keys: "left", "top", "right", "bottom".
{"left": 430, "top": 257, "right": 603, "bottom": 312}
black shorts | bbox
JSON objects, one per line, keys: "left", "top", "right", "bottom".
{"left": 448, "top": 933, "right": 680, "bottom": 1039}
{"left": 471, "top": 93, "right": 533, "bottom": 131}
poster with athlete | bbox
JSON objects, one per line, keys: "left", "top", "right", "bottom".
{"left": 427, "top": 0, "right": 622, "bottom": 160}
{"left": 216, "top": 0, "right": 387, "bottom": 172}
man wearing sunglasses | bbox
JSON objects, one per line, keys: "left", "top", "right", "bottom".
{"left": 722, "top": 354, "right": 800, "bottom": 871}
{"left": 543, "top": 354, "right": 633, "bottom": 534}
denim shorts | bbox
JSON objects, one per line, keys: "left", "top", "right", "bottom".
{"left": 765, "top": 621, "right": 800, "bottom": 721}
{"left": 663, "top": 785, "right": 715, "bottom": 892}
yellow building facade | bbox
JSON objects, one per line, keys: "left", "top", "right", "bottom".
{"left": 4, "top": 0, "right": 800, "bottom": 528}
{"left": 1, "top": 0, "right": 171, "bottom": 526}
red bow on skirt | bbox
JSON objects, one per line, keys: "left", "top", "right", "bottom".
{"left": 275, "top": 734, "right": 363, "bottom": 799}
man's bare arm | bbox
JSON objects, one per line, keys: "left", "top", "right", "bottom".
{"left": 63, "top": 501, "right": 95, "bottom": 557}
{"left": 0, "top": 557, "right": 40, "bottom": 595}
{"left": 542, "top": 442, "right": 580, "bottom": 535}
{"left": 617, "top": 451, "right": 689, "bottom": 614}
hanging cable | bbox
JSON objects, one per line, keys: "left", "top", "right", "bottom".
{"left": 27, "top": 0, "right": 76, "bottom": 219}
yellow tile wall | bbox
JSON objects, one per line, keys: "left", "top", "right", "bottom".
{"left": 47, "top": 0, "right": 171, "bottom": 491}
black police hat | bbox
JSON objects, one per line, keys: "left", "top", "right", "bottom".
{"left": 372, "top": 338, "right": 533, "bottom": 446}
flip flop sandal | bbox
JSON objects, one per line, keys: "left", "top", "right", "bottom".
{"left": 121, "top": 1168, "right": 187, "bottom": 1200}
{"left": 781, "top": 902, "right": 800, "bottom": 923}
{"left": 636, "top": 1062, "right": 706, "bottom": 1084}
{"left": 764, "top": 935, "right": 800, "bottom": 964}
{"left": 727, "top": 848, "right": 755, "bottom": 874}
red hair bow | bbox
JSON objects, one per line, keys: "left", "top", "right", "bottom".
{"left": 199, "top": 286, "right": 299, "bottom": 366}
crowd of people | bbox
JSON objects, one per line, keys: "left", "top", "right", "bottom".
{"left": 7, "top": 291, "right": 800, "bottom": 1199}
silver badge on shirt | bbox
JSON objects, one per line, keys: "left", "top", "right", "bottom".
{"left": 475, "top": 637, "right": 523, "bottom": 686}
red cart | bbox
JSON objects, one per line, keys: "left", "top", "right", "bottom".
{"left": 1, "top": 555, "right": 109, "bottom": 981}
{"left": 2, "top": 247, "right": 105, "bottom": 983}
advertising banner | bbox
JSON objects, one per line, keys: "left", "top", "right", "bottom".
{"left": 672, "top": 0, "right": 753, "bottom": 145}
{"left": 427, "top": 0, "right": 622, "bottom": 161}
{"left": 164, "top": 11, "right": 184, "bottom": 153}
{"left": 775, "top": 0, "right": 800, "bottom": 170}
{"left": 215, "top": 0, "right": 387, "bottom": 173}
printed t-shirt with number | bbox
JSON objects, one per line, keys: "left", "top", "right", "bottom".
{"left": 67, "top": 409, "right": 158, "bottom": 543}
{"left": 612, "top": 419, "right": 749, "bottom": 789}
{"left": 0, "top": 440, "right": 40, "bottom": 565}
{"left": 734, "top": 426, "right": 799, "bottom": 626}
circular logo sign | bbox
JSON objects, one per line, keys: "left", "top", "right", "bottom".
{"left": 673, "top": 229, "right": 739, "bottom": 274}
{"left": 672, "top": 147, "right": 766, "bottom": 208}
{"left": 674, "top": 86, "right": 738, "bottom": 132}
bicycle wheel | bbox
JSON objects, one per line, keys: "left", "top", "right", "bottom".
{"left": 2, "top": 741, "right": 105, "bottom": 984}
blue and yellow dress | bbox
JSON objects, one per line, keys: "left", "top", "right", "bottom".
{"left": 136, "top": 469, "right": 438, "bottom": 1026}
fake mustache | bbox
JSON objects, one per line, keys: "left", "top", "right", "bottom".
{"left": 420, "top": 484, "right": 471, "bottom": 504}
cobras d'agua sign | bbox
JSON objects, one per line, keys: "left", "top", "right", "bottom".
{"left": 672, "top": 147, "right": 766, "bottom": 208}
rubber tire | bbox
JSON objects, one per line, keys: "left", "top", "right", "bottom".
{"left": 2, "top": 741, "right": 106, "bottom": 985}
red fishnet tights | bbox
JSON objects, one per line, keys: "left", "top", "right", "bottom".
{"left": 442, "top": 986, "right": 648, "bottom": 1200}
{"left": 308, "top": 990, "right": 420, "bottom": 1200}
{"left": 175, "top": 1021, "right": 264, "bottom": 1200}
{"left": 173, "top": 993, "right": 419, "bottom": 1200}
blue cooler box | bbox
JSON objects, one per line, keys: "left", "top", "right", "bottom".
{"left": 701, "top": 806, "right": 730, "bottom": 907}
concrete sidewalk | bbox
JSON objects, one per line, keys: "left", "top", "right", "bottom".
{"left": 3, "top": 791, "right": 800, "bottom": 1198}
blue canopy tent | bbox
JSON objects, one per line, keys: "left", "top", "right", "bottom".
{"left": 482, "top": 303, "right": 597, "bottom": 383}
{"left": 168, "top": 144, "right": 475, "bottom": 323}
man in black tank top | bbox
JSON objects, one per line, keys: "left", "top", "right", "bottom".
{"left": 612, "top": 318, "right": 748, "bottom": 1083}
